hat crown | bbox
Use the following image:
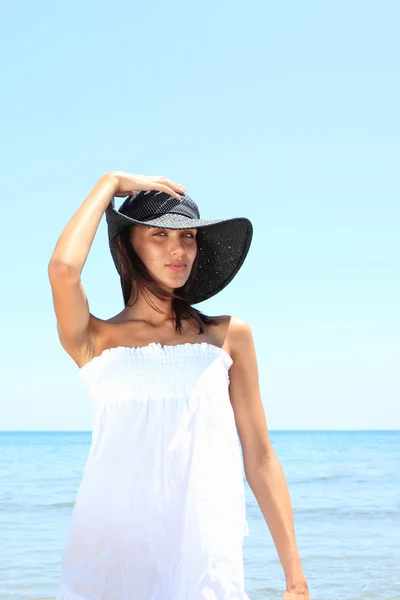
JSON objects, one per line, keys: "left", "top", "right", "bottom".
{"left": 119, "top": 190, "right": 200, "bottom": 222}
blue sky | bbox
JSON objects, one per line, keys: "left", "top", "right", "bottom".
{"left": 1, "top": 1, "right": 398, "bottom": 431}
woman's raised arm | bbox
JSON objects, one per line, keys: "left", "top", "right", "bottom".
{"left": 47, "top": 173, "right": 120, "bottom": 363}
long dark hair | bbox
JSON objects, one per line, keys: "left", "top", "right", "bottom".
{"left": 114, "top": 225, "right": 224, "bottom": 335}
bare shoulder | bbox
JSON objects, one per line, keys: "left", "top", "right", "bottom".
{"left": 207, "top": 314, "right": 232, "bottom": 351}
{"left": 225, "top": 316, "right": 255, "bottom": 362}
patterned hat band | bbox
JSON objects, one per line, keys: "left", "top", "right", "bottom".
{"left": 137, "top": 207, "right": 198, "bottom": 223}
{"left": 120, "top": 191, "right": 200, "bottom": 222}
{"left": 105, "top": 189, "right": 253, "bottom": 305}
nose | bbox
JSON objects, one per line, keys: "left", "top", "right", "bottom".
{"left": 168, "top": 234, "right": 186, "bottom": 255}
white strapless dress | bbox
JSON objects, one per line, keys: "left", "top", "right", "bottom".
{"left": 56, "top": 342, "right": 250, "bottom": 600}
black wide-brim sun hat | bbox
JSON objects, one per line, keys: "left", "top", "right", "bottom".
{"left": 105, "top": 189, "right": 253, "bottom": 305}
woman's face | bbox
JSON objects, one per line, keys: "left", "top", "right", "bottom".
{"left": 129, "top": 225, "right": 198, "bottom": 289}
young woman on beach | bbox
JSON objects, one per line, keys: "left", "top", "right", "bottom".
{"left": 48, "top": 171, "right": 311, "bottom": 600}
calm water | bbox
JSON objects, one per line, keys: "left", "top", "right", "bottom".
{"left": 0, "top": 431, "right": 399, "bottom": 600}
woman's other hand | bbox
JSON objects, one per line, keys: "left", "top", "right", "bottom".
{"left": 108, "top": 171, "right": 186, "bottom": 199}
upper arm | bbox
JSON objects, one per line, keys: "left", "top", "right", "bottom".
{"left": 47, "top": 261, "right": 95, "bottom": 361}
{"left": 228, "top": 317, "right": 275, "bottom": 474}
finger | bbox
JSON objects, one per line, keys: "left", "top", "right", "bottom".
{"left": 152, "top": 176, "right": 186, "bottom": 192}
{"left": 170, "top": 181, "right": 186, "bottom": 192}
{"left": 163, "top": 178, "right": 186, "bottom": 191}
{"left": 155, "top": 183, "right": 184, "bottom": 199}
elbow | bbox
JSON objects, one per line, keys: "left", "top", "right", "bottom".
{"left": 48, "top": 259, "right": 81, "bottom": 281}
{"left": 244, "top": 448, "right": 278, "bottom": 479}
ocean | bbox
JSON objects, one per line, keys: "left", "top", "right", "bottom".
{"left": 0, "top": 431, "right": 399, "bottom": 600}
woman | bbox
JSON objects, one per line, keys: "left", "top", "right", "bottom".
{"left": 48, "top": 171, "right": 310, "bottom": 600}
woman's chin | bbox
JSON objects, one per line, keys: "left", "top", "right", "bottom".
{"left": 156, "top": 274, "right": 188, "bottom": 292}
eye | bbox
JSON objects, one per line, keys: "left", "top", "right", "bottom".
{"left": 152, "top": 232, "right": 195, "bottom": 238}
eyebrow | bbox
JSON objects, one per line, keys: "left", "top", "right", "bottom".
{"left": 152, "top": 227, "right": 197, "bottom": 232}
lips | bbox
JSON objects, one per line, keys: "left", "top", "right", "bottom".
{"left": 168, "top": 262, "right": 186, "bottom": 267}
{"left": 166, "top": 262, "right": 186, "bottom": 271}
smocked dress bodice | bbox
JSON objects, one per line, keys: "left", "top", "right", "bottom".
{"left": 56, "top": 342, "right": 250, "bottom": 600}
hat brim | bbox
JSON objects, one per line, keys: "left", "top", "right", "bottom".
{"left": 105, "top": 201, "right": 253, "bottom": 305}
